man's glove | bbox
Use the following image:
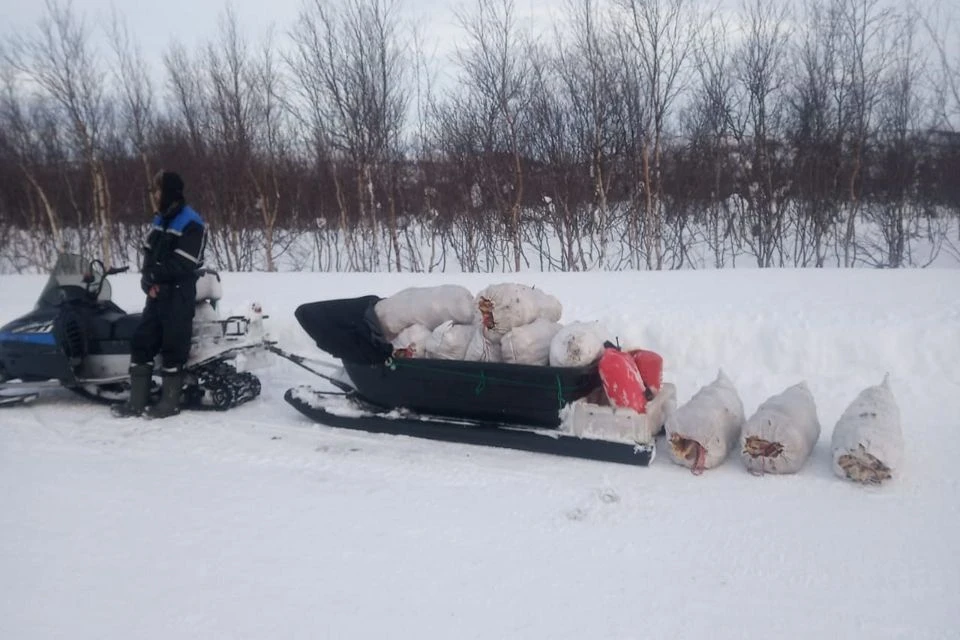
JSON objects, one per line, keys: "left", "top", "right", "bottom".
{"left": 140, "top": 269, "right": 155, "bottom": 295}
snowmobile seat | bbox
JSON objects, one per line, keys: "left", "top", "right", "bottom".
{"left": 195, "top": 270, "right": 222, "bottom": 309}
{"left": 111, "top": 313, "right": 142, "bottom": 342}
{"left": 84, "top": 310, "right": 124, "bottom": 342}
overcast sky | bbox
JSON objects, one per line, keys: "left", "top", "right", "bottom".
{"left": 0, "top": 0, "right": 554, "bottom": 84}
{"left": 1, "top": 0, "right": 956, "bottom": 96}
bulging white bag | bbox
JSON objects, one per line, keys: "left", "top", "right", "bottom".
{"left": 740, "top": 382, "right": 821, "bottom": 475}
{"left": 425, "top": 321, "right": 475, "bottom": 360}
{"left": 666, "top": 370, "right": 745, "bottom": 473}
{"left": 549, "top": 321, "right": 606, "bottom": 367}
{"left": 464, "top": 326, "right": 501, "bottom": 362}
{"left": 475, "top": 283, "right": 562, "bottom": 342}
{"left": 501, "top": 319, "right": 563, "bottom": 366}
{"left": 375, "top": 285, "right": 475, "bottom": 339}
{"left": 831, "top": 374, "right": 904, "bottom": 485}
{"left": 391, "top": 324, "right": 433, "bottom": 358}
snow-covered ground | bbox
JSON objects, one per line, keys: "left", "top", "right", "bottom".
{"left": 2, "top": 267, "right": 959, "bottom": 639}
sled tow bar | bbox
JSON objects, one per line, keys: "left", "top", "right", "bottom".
{"left": 264, "top": 343, "right": 355, "bottom": 394}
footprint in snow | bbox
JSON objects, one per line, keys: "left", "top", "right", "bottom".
{"left": 313, "top": 444, "right": 362, "bottom": 454}
{"left": 565, "top": 488, "right": 620, "bottom": 521}
{"left": 566, "top": 507, "right": 588, "bottom": 522}
{"left": 598, "top": 488, "right": 620, "bottom": 504}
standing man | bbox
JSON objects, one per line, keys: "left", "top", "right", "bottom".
{"left": 113, "top": 170, "right": 206, "bottom": 419}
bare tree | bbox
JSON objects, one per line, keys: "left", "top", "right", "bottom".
{"left": 408, "top": 21, "right": 445, "bottom": 272}
{"left": 163, "top": 44, "right": 210, "bottom": 156}
{"left": 923, "top": 2, "right": 960, "bottom": 131}
{"left": 610, "top": 24, "right": 648, "bottom": 269}
{"left": 248, "top": 28, "right": 287, "bottom": 271}
{"left": 839, "top": 0, "right": 893, "bottom": 266}
{"left": 286, "top": 0, "right": 351, "bottom": 269}
{"left": 288, "top": 0, "right": 409, "bottom": 271}
{"left": 9, "top": 0, "right": 114, "bottom": 265}
{"left": 553, "top": 0, "right": 624, "bottom": 269}
{"left": 617, "top": 0, "right": 696, "bottom": 269}
{"left": 786, "top": 0, "right": 846, "bottom": 266}
{"left": 923, "top": 4, "right": 960, "bottom": 243}
{"left": 433, "top": 90, "right": 492, "bottom": 271}
{"left": 108, "top": 10, "right": 156, "bottom": 213}
{"left": 686, "top": 12, "right": 739, "bottom": 267}
{"left": 525, "top": 42, "right": 577, "bottom": 270}
{"left": 1, "top": 0, "right": 956, "bottom": 274}
{"left": 0, "top": 52, "right": 64, "bottom": 255}
{"left": 868, "top": 9, "right": 931, "bottom": 267}
{"left": 365, "top": 0, "right": 410, "bottom": 272}
{"left": 455, "top": 0, "right": 532, "bottom": 272}
{"left": 731, "top": 0, "right": 792, "bottom": 267}
{"left": 202, "top": 6, "right": 259, "bottom": 271}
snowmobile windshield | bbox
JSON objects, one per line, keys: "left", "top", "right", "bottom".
{"left": 36, "top": 253, "right": 112, "bottom": 308}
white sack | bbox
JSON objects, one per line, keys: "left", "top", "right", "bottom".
{"left": 391, "top": 323, "right": 433, "bottom": 358}
{"left": 665, "top": 370, "right": 745, "bottom": 472}
{"left": 464, "top": 326, "right": 502, "bottom": 362}
{"left": 375, "top": 285, "right": 475, "bottom": 339}
{"left": 475, "top": 283, "right": 562, "bottom": 342}
{"left": 831, "top": 374, "right": 904, "bottom": 485}
{"left": 740, "top": 382, "right": 821, "bottom": 475}
{"left": 425, "top": 321, "right": 475, "bottom": 360}
{"left": 549, "top": 321, "right": 606, "bottom": 367}
{"left": 500, "top": 319, "right": 563, "bottom": 366}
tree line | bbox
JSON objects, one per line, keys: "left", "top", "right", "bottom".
{"left": 1, "top": 0, "right": 958, "bottom": 274}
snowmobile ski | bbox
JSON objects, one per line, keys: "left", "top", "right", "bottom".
{"left": 0, "top": 391, "right": 39, "bottom": 407}
{"left": 284, "top": 386, "right": 654, "bottom": 467}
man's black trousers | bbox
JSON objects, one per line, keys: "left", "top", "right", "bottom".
{"left": 131, "top": 281, "right": 197, "bottom": 370}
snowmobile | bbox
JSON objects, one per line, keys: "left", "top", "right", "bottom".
{"left": 0, "top": 252, "right": 267, "bottom": 410}
{"left": 274, "top": 296, "right": 675, "bottom": 467}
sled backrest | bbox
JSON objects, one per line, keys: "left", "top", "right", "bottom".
{"left": 195, "top": 270, "right": 222, "bottom": 308}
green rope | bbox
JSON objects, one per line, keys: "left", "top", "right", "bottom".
{"left": 555, "top": 375, "right": 564, "bottom": 408}
{"left": 475, "top": 370, "right": 486, "bottom": 395}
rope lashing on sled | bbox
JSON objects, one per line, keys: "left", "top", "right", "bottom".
{"left": 475, "top": 370, "right": 486, "bottom": 396}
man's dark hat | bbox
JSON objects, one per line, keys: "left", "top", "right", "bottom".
{"left": 153, "top": 170, "right": 185, "bottom": 212}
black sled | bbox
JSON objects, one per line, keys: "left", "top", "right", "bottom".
{"left": 0, "top": 252, "right": 268, "bottom": 410}
{"left": 278, "top": 296, "right": 667, "bottom": 466}
{"left": 284, "top": 386, "right": 655, "bottom": 466}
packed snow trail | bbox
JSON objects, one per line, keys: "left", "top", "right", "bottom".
{"left": 2, "top": 268, "right": 959, "bottom": 639}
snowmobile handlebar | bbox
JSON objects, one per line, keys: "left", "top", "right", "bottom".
{"left": 81, "top": 260, "right": 128, "bottom": 299}
{"left": 83, "top": 261, "right": 128, "bottom": 280}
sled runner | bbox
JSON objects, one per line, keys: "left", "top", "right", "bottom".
{"left": 283, "top": 386, "right": 656, "bottom": 466}
{"left": 277, "top": 296, "right": 672, "bottom": 466}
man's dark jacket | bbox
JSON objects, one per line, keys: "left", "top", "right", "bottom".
{"left": 132, "top": 203, "right": 206, "bottom": 369}
{"left": 141, "top": 205, "right": 205, "bottom": 292}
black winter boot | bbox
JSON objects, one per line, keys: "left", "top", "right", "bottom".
{"left": 112, "top": 363, "right": 153, "bottom": 417}
{"left": 145, "top": 370, "right": 184, "bottom": 419}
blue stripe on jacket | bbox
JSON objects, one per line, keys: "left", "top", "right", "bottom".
{"left": 152, "top": 205, "right": 204, "bottom": 232}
